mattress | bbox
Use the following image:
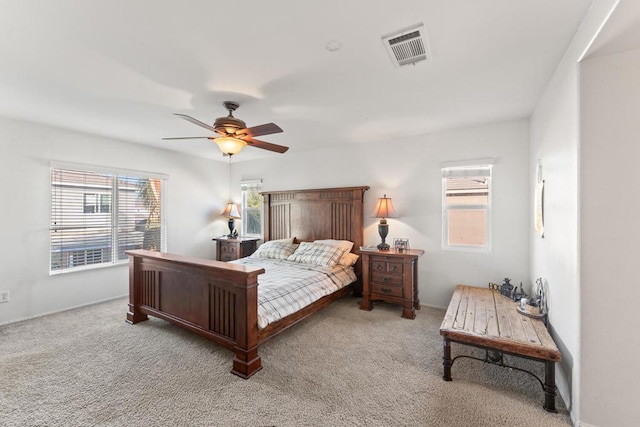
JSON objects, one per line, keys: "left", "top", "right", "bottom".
{"left": 231, "top": 257, "right": 356, "bottom": 329}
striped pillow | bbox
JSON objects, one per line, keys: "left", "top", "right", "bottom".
{"left": 251, "top": 241, "right": 298, "bottom": 260}
{"left": 314, "top": 239, "right": 356, "bottom": 266}
{"left": 287, "top": 241, "right": 348, "bottom": 267}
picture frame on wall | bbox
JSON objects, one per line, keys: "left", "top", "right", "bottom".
{"left": 535, "top": 180, "right": 544, "bottom": 238}
{"left": 535, "top": 159, "right": 544, "bottom": 238}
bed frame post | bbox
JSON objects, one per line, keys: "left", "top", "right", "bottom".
{"left": 231, "top": 274, "right": 263, "bottom": 378}
{"left": 263, "top": 193, "right": 272, "bottom": 242}
{"left": 126, "top": 255, "right": 148, "bottom": 324}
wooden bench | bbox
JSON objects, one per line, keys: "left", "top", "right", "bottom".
{"left": 439, "top": 285, "right": 562, "bottom": 412}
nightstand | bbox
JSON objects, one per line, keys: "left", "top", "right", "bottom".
{"left": 212, "top": 237, "right": 259, "bottom": 261}
{"left": 358, "top": 248, "right": 425, "bottom": 319}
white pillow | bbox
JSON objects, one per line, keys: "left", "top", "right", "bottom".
{"left": 314, "top": 239, "right": 354, "bottom": 253}
{"left": 338, "top": 252, "right": 359, "bottom": 267}
{"left": 251, "top": 240, "right": 298, "bottom": 260}
{"left": 270, "top": 237, "right": 295, "bottom": 244}
{"left": 287, "top": 241, "right": 348, "bottom": 267}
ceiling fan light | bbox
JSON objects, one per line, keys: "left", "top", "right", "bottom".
{"left": 215, "top": 137, "right": 246, "bottom": 155}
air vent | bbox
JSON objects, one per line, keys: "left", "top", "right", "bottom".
{"left": 382, "top": 23, "right": 429, "bottom": 67}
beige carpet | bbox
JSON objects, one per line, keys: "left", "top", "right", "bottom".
{"left": 0, "top": 296, "right": 572, "bottom": 426}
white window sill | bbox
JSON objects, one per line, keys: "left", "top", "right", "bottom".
{"left": 49, "top": 260, "right": 128, "bottom": 276}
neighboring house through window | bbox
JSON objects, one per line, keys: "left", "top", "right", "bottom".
{"left": 50, "top": 164, "right": 167, "bottom": 273}
{"left": 442, "top": 163, "right": 492, "bottom": 252}
{"left": 241, "top": 179, "right": 262, "bottom": 237}
{"left": 83, "top": 193, "right": 111, "bottom": 213}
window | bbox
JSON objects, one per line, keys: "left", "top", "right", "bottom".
{"left": 442, "top": 164, "right": 492, "bottom": 252}
{"left": 241, "top": 179, "right": 262, "bottom": 237}
{"left": 83, "top": 193, "right": 111, "bottom": 213}
{"left": 51, "top": 165, "right": 167, "bottom": 273}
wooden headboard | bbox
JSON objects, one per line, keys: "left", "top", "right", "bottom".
{"left": 262, "top": 186, "right": 369, "bottom": 247}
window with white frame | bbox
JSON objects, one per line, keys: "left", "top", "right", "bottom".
{"left": 50, "top": 165, "right": 167, "bottom": 273}
{"left": 241, "top": 179, "right": 262, "bottom": 237}
{"left": 442, "top": 164, "right": 492, "bottom": 252}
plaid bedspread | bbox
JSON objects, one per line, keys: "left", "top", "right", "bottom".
{"left": 231, "top": 258, "right": 357, "bottom": 329}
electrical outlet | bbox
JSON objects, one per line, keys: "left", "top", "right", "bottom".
{"left": 0, "top": 291, "right": 9, "bottom": 303}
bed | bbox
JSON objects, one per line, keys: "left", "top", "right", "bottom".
{"left": 126, "top": 186, "right": 369, "bottom": 378}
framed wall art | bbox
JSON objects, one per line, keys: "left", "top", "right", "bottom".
{"left": 535, "top": 160, "right": 544, "bottom": 238}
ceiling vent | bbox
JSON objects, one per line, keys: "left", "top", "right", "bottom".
{"left": 381, "top": 23, "right": 429, "bottom": 68}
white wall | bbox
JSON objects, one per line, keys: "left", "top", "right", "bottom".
{"left": 529, "top": 0, "right": 619, "bottom": 423}
{"left": 529, "top": 30, "right": 582, "bottom": 421}
{"left": 230, "top": 120, "right": 530, "bottom": 309}
{"left": 580, "top": 48, "right": 640, "bottom": 427}
{"left": 0, "top": 117, "right": 529, "bottom": 338}
{"left": 0, "top": 117, "right": 229, "bottom": 325}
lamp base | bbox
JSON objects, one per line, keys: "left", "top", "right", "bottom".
{"left": 227, "top": 218, "right": 236, "bottom": 238}
{"left": 377, "top": 220, "right": 390, "bottom": 251}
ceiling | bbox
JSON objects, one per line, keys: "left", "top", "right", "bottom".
{"left": 584, "top": 0, "right": 640, "bottom": 59}
{"left": 0, "top": 0, "right": 593, "bottom": 162}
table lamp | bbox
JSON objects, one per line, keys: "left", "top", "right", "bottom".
{"left": 372, "top": 194, "right": 396, "bottom": 250}
{"left": 221, "top": 202, "right": 241, "bottom": 237}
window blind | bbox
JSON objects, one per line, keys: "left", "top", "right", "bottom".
{"left": 240, "top": 179, "right": 262, "bottom": 191}
{"left": 442, "top": 166, "right": 492, "bottom": 178}
{"left": 50, "top": 166, "right": 166, "bottom": 273}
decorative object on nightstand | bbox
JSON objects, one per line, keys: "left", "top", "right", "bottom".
{"left": 393, "top": 238, "right": 409, "bottom": 252}
{"left": 372, "top": 194, "right": 396, "bottom": 251}
{"left": 212, "top": 236, "right": 259, "bottom": 261}
{"left": 221, "top": 202, "right": 241, "bottom": 237}
{"left": 358, "top": 247, "right": 424, "bottom": 319}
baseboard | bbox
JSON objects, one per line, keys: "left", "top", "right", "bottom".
{"left": 554, "top": 365, "right": 574, "bottom": 423}
{"left": 420, "top": 302, "right": 448, "bottom": 310}
{"left": 0, "top": 294, "right": 128, "bottom": 327}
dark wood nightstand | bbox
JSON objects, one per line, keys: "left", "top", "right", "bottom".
{"left": 358, "top": 248, "right": 425, "bottom": 319}
{"left": 212, "top": 237, "right": 259, "bottom": 261}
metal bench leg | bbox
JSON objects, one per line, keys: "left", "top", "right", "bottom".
{"left": 443, "top": 338, "right": 452, "bottom": 381}
{"left": 543, "top": 361, "right": 557, "bottom": 412}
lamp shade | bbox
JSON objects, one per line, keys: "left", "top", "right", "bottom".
{"left": 221, "top": 202, "right": 241, "bottom": 219}
{"left": 215, "top": 137, "right": 247, "bottom": 156}
{"left": 372, "top": 194, "right": 396, "bottom": 219}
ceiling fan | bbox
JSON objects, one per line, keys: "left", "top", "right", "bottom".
{"left": 163, "top": 101, "right": 288, "bottom": 156}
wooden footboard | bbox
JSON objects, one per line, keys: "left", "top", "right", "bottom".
{"left": 125, "top": 249, "right": 266, "bottom": 378}
{"left": 126, "top": 186, "right": 369, "bottom": 378}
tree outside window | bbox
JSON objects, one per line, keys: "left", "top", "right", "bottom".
{"left": 135, "top": 178, "right": 162, "bottom": 252}
{"left": 241, "top": 180, "right": 262, "bottom": 237}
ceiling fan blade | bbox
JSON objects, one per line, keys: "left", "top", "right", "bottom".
{"left": 245, "top": 137, "right": 289, "bottom": 153}
{"left": 241, "top": 123, "right": 283, "bottom": 138}
{"left": 161, "top": 137, "right": 214, "bottom": 140}
{"left": 173, "top": 113, "right": 217, "bottom": 133}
